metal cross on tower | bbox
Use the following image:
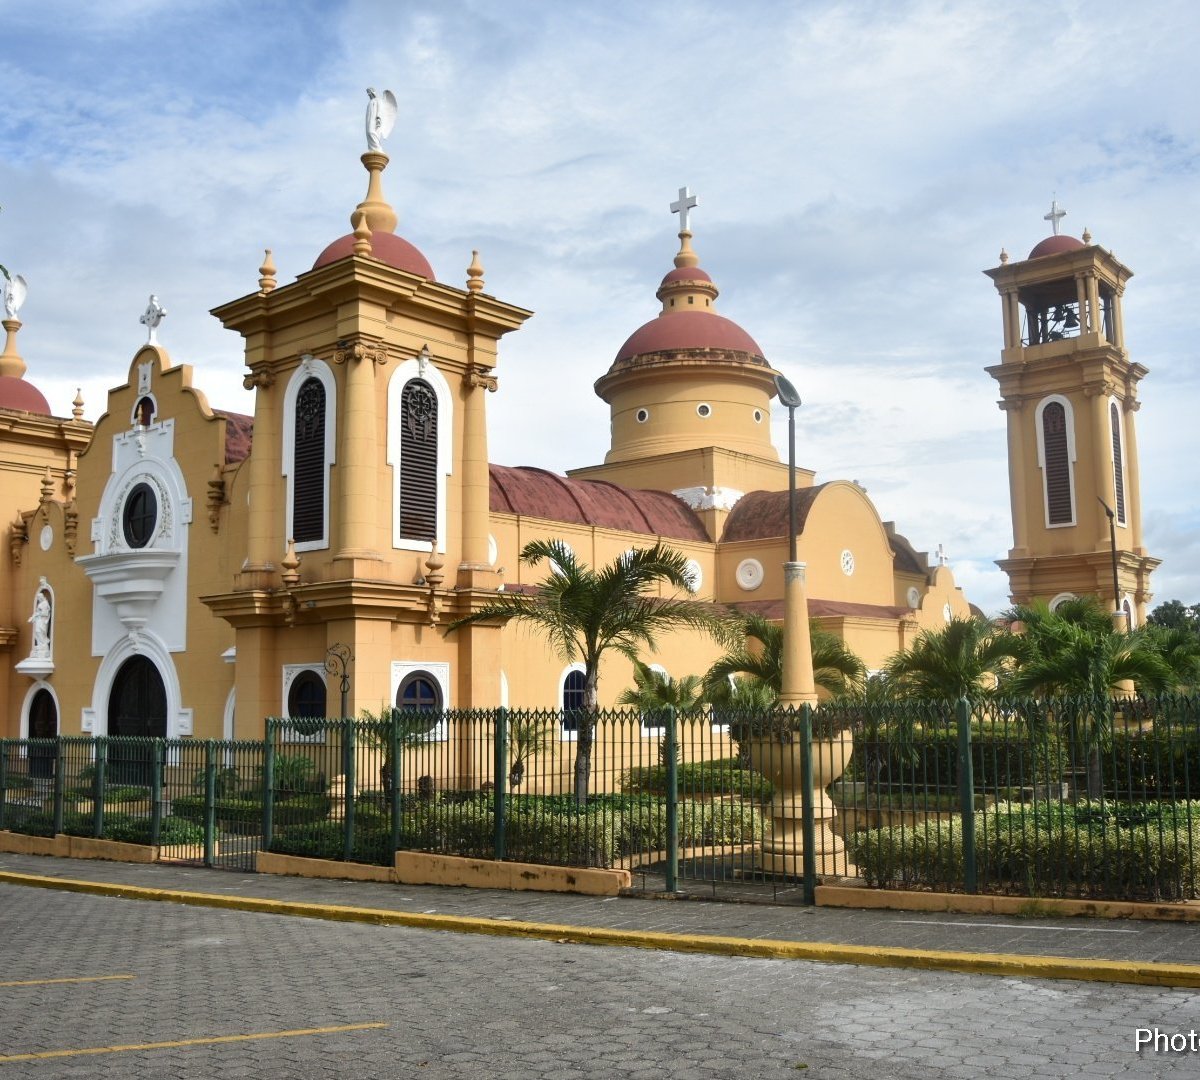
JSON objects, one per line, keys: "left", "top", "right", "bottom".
{"left": 1044, "top": 198, "right": 1067, "bottom": 236}
{"left": 670, "top": 186, "right": 699, "bottom": 233}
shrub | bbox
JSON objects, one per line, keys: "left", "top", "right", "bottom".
{"left": 269, "top": 820, "right": 394, "bottom": 865}
{"left": 846, "top": 801, "right": 1200, "bottom": 902}
{"left": 621, "top": 758, "right": 773, "bottom": 801}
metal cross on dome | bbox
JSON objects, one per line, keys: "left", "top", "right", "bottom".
{"left": 1044, "top": 198, "right": 1067, "bottom": 236}
{"left": 670, "top": 186, "right": 699, "bottom": 233}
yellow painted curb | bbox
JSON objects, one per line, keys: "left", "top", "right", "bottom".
{"left": 2, "top": 870, "right": 1200, "bottom": 988}
{"left": 815, "top": 885, "right": 1200, "bottom": 922}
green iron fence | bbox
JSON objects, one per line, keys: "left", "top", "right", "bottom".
{"left": 2, "top": 694, "right": 1197, "bottom": 902}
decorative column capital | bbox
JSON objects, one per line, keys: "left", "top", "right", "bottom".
{"left": 333, "top": 339, "right": 387, "bottom": 366}
{"left": 243, "top": 365, "right": 276, "bottom": 391}
{"left": 468, "top": 366, "right": 498, "bottom": 392}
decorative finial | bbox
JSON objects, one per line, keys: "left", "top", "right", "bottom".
{"left": 670, "top": 186, "right": 698, "bottom": 234}
{"left": 1044, "top": 198, "right": 1066, "bottom": 236}
{"left": 280, "top": 538, "right": 301, "bottom": 587}
{"left": 258, "top": 249, "right": 277, "bottom": 294}
{"left": 936, "top": 543, "right": 949, "bottom": 566}
{"left": 365, "top": 88, "right": 397, "bottom": 153}
{"left": 3, "top": 273, "right": 27, "bottom": 320}
{"left": 1082, "top": 227, "right": 1092, "bottom": 244}
{"left": 72, "top": 388, "right": 84, "bottom": 420}
{"left": 140, "top": 295, "right": 167, "bottom": 345}
{"left": 999, "top": 248, "right": 1009, "bottom": 264}
{"left": 352, "top": 210, "right": 373, "bottom": 257}
{"left": 466, "top": 250, "right": 484, "bottom": 293}
{"left": 39, "top": 468, "right": 54, "bottom": 503}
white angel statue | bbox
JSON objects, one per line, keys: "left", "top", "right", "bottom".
{"left": 3, "top": 273, "right": 27, "bottom": 320}
{"left": 365, "top": 88, "right": 398, "bottom": 152}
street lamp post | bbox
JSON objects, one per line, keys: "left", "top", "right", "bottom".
{"left": 1097, "top": 497, "right": 1123, "bottom": 628}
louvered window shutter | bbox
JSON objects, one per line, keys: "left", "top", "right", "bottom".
{"left": 293, "top": 378, "right": 326, "bottom": 543}
{"left": 1042, "top": 401, "right": 1073, "bottom": 525}
{"left": 400, "top": 379, "right": 438, "bottom": 544}
{"left": 1110, "top": 402, "right": 1126, "bottom": 525}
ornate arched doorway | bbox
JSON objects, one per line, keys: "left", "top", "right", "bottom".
{"left": 27, "top": 687, "right": 58, "bottom": 779}
{"left": 108, "top": 656, "right": 167, "bottom": 783}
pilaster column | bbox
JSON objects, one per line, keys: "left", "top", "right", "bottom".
{"left": 1002, "top": 399, "right": 1029, "bottom": 554}
{"left": 238, "top": 366, "right": 279, "bottom": 589}
{"left": 1075, "top": 274, "right": 1090, "bottom": 333}
{"left": 1086, "top": 274, "right": 1102, "bottom": 337}
{"left": 1123, "top": 399, "right": 1145, "bottom": 552}
{"left": 1088, "top": 387, "right": 1114, "bottom": 548}
{"left": 459, "top": 366, "right": 497, "bottom": 588}
{"left": 334, "top": 340, "right": 385, "bottom": 572}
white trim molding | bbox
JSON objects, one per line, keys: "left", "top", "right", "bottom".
{"left": 281, "top": 358, "right": 337, "bottom": 553}
{"left": 1034, "top": 394, "right": 1078, "bottom": 529}
{"left": 82, "top": 631, "right": 191, "bottom": 738}
{"left": 387, "top": 357, "right": 454, "bottom": 554}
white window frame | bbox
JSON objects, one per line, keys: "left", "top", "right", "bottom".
{"left": 1034, "top": 394, "right": 1078, "bottom": 529}
{"left": 390, "top": 660, "right": 451, "bottom": 742}
{"left": 387, "top": 357, "right": 454, "bottom": 554}
{"left": 1108, "top": 396, "right": 1128, "bottom": 528}
{"left": 281, "top": 664, "right": 329, "bottom": 743}
{"left": 558, "top": 663, "right": 586, "bottom": 741}
{"left": 281, "top": 359, "right": 337, "bottom": 553}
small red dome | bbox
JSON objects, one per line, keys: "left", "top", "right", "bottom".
{"left": 0, "top": 376, "right": 51, "bottom": 415}
{"left": 615, "top": 310, "right": 764, "bottom": 363}
{"left": 313, "top": 231, "right": 434, "bottom": 279}
{"left": 659, "top": 266, "right": 713, "bottom": 286}
{"left": 1028, "top": 234, "right": 1086, "bottom": 260}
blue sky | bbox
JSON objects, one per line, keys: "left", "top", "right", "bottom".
{"left": 2, "top": 0, "right": 1198, "bottom": 616}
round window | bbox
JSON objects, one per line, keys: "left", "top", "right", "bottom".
{"left": 636, "top": 408, "right": 650, "bottom": 423}
{"left": 397, "top": 672, "right": 442, "bottom": 712}
{"left": 122, "top": 482, "right": 158, "bottom": 548}
{"left": 696, "top": 403, "right": 712, "bottom": 418}
{"left": 287, "top": 670, "right": 327, "bottom": 719}
{"left": 753, "top": 409, "right": 763, "bottom": 424}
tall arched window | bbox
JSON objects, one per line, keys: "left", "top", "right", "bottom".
{"left": 1110, "top": 401, "right": 1127, "bottom": 526}
{"left": 1036, "top": 396, "right": 1076, "bottom": 527}
{"left": 282, "top": 360, "right": 336, "bottom": 552}
{"left": 388, "top": 358, "right": 453, "bottom": 553}
{"left": 292, "top": 378, "right": 326, "bottom": 544}
{"left": 399, "top": 379, "right": 438, "bottom": 545}
{"left": 561, "top": 668, "right": 587, "bottom": 736}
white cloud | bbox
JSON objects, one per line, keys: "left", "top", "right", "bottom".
{"left": 3, "top": 0, "right": 1198, "bottom": 619}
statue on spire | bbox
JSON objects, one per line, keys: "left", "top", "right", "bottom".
{"left": 3, "top": 272, "right": 27, "bottom": 319}
{"left": 365, "top": 88, "right": 398, "bottom": 152}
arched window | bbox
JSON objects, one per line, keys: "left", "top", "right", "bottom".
{"left": 398, "top": 379, "right": 438, "bottom": 545}
{"left": 388, "top": 359, "right": 453, "bottom": 553}
{"left": 122, "top": 482, "right": 158, "bottom": 548}
{"left": 1110, "top": 401, "right": 1127, "bottom": 526}
{"left": 283, "top": 361, "right": 336, "bottom": 552}
{"left": 287, "top": 670, "right": 327, "bottom": 719}
{"left": 561, "top": 668, "right": 587, "bottom": 736}
{"left": 27, "top": 688, "right": 58, "bottom": 779}
{"left": 292, "top": 378, "right": 326, "bottom": 545}
{"left": 135, "top": 396, "right": 156, "bottom": 427}
{"left": 1036, "top": 396, "right": 1076, "bottom": 527}
{"left": 108, "top": 656, "right": 167, "bottom": 784}
{"left": 396, "top": 671, "right": 442, "bottom": 711}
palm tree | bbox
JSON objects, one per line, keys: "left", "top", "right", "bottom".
{"left": 703, "top": 613, "right": 866, "bottom": 702}
{"left": 617, "top": 661, "right": 706, "bottom": 714}
{"left": 446, "top": 539, "right": 734, "bottom": 804}
{"left": 882, "top": 615, "right": 1022, "bottom": 701}
{"left": 1004, "top": 598, "right": 1173, "bottom": 797}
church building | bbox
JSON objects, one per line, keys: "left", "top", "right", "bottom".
{"left": 0, "top": 116, "right": 1151, "bottom": 744}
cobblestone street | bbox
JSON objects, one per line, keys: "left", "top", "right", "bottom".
{"left": 1, "top": 883, "right": 1196, "bottom": 1078}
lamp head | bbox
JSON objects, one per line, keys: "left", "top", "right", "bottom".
{"left": 774, "top": 373, "right": 802, "bottom": 409}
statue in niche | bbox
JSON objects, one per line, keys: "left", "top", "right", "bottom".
{"left": 29, "top": 579, "right": 51, "bottom": 658}
{"left": 365, "top": 88, "right": 397, "bottom": 152}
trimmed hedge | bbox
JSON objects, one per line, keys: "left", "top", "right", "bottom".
{"left": 268, "top": 796, "right": 766, "bottom": 869}
{"left": 846, "top": 801, "right": 1200, "bottom": 901}
{"left": 170, "top": 793, "right": 331, "bottom": 833}
{"left": 2, "top": 809, "right": 202, "bottom": 846}
{"left": 1103, "top": 730, "right": 1200, "bottom": 799}
{"left": 621, "top": 758, "right": 773, "bottom": 801}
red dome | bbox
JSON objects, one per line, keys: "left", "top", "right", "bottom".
{"left": 0, "top": 376, "right": 51, "bottom": 415}
{"left": 615, "top": 310, "right": 764, "bottom": 363}
{"left": 312, "top": 231, "right": 434, "bottom": 279}
{"left": 1028, "top": 234, "right": 1086, "bottom": 260}
{"left": 659, "top": 266, "right": 713, "bottom": 286}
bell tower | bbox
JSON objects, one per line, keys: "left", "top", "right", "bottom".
{"left": 985, "top": 204, "right": 1159, "bottom": 623}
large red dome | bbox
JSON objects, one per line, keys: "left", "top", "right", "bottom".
{"left": 1028, "top": 234, "right": 1086, "bottom": 260}
{"left": 614, "top": 310, "right": 764, "bottom": 363}
{"left": 0, "top": 376, "right": 51, "bottom": 415}
{"left": 313, "top": 230, "right": 434, "bottom": 279}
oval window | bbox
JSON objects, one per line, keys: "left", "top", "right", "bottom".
{"left": 122, "top": 482, "right": 158, "bottom": 548}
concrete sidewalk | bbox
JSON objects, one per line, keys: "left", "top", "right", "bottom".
{"left": 3, "top": 851, "right": 1200, "bottom": 987}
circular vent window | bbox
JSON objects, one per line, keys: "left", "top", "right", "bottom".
{"left": 122, "top": 482, "right": 158, "bottom": 549}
